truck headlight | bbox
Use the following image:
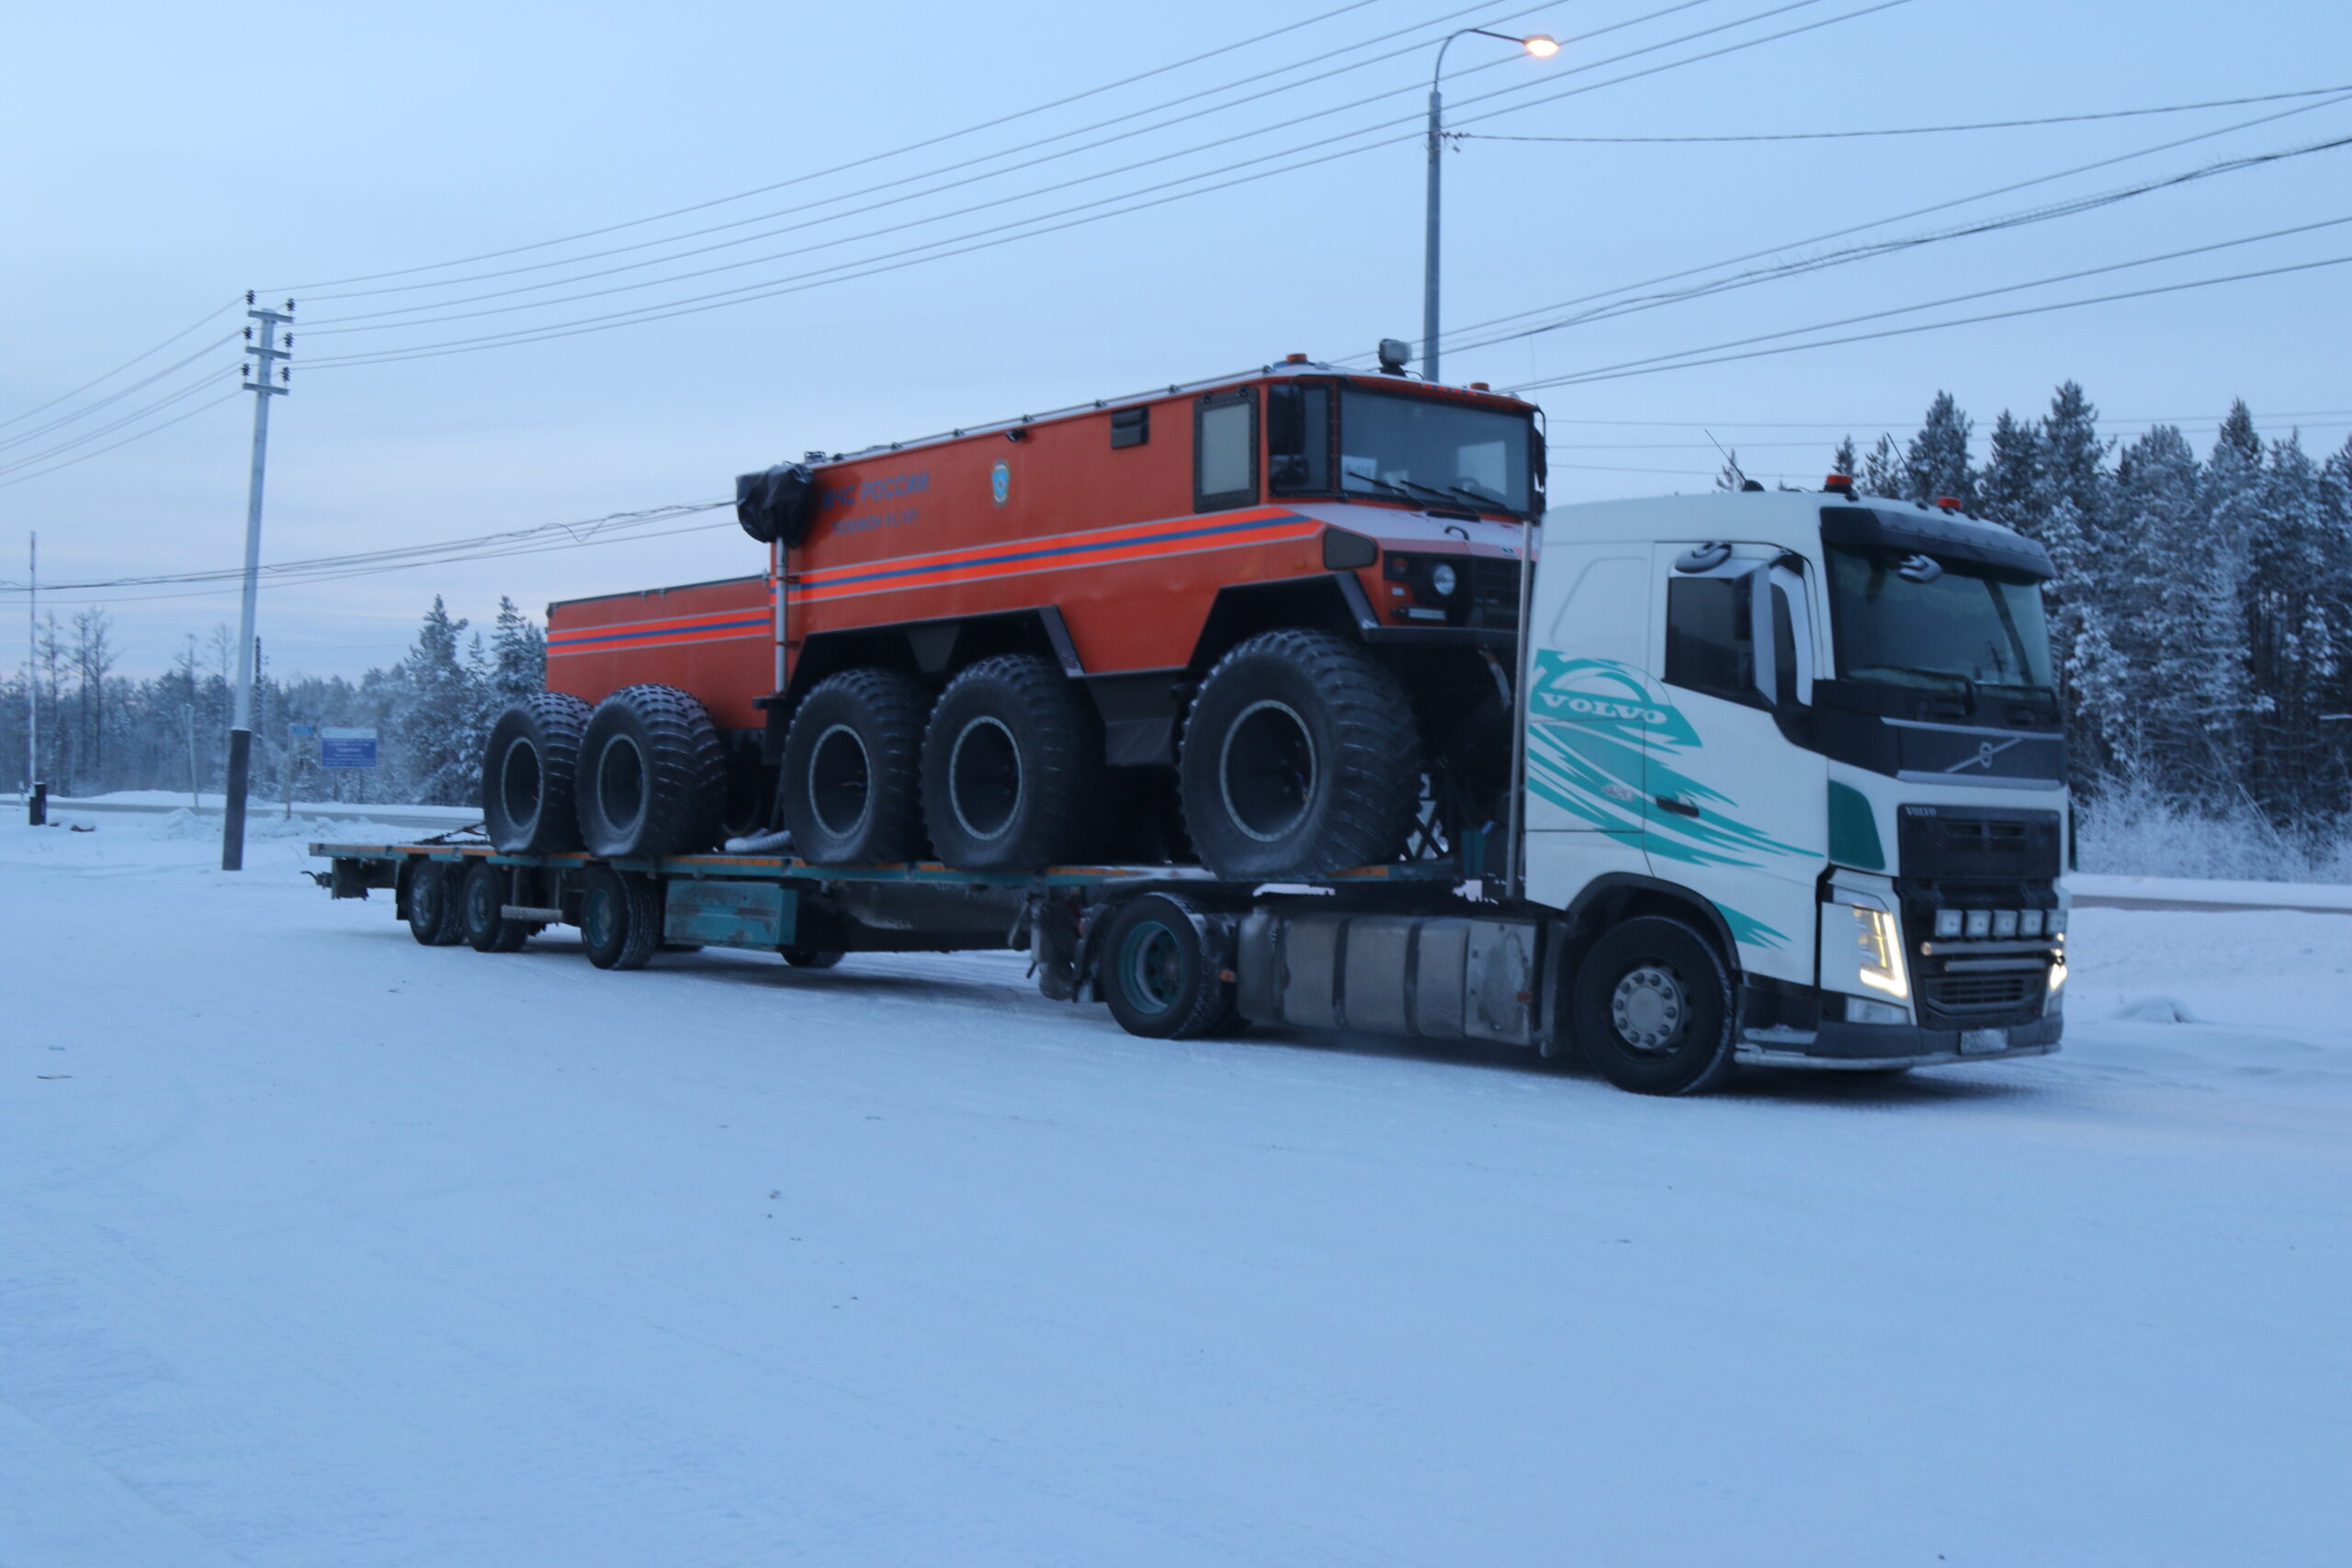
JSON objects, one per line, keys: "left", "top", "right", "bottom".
{"left": 1849, "top": 904, "right": 1910, "bottom": 1001}
{"left": 1428, "top": 560, "right": 1459, "bottom": 598}
{"left": 2047, "top": 944, "right": 2067, "bottom": 1014}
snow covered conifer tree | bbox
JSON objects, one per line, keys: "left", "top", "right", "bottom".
{"left": 1831, "top": 435, "right": 1859, "bottom": 479}
{"left": 1903, "top": 391, "right": 1976, "bottom": 508}
{"left": 1979, "top": 411, "right": 2046, "bottom": 536}
{"left": 391, "top": 597, "right": 482, "bottom": 806}
{"left": 1861, "top": 434, "right": 1903, "bottom": 496}
{"left": 489, "top": 596, "right": 545, "bottom": 705}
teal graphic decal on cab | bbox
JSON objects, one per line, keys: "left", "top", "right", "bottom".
{"left": 1525, "top": 652, "right": 1805, "bottom": 946}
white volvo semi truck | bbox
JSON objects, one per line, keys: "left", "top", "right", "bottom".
{"left": 314, "top": 482, "right": 2069, "bottom": 1095}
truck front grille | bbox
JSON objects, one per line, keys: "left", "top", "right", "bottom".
{"left": 1898, "top": 806, "right": 2062, "bottom": 881}
{"left": 1464, "top": 558, "right": 1521, "bottom": 630}
{"left": 1919, "top": 969, "right": 2041, "bottom": 1026}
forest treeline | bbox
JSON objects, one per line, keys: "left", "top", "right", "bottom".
{"left": 7, "top": 384, "right": 2352, "bottom": 841}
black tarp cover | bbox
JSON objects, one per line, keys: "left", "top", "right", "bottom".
{"left": 736, "top": 463, "right": 817, "bottom": 546}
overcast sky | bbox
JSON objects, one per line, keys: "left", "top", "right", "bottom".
{"left": 5, "top": 0, "right": 2346, "bottom": 678}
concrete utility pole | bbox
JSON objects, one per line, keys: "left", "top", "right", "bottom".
{"left": 221, "top": 295, "right": 291, "bottom": 871}
{"left": 24, "top": 531, "right": 40, "bottom": 824}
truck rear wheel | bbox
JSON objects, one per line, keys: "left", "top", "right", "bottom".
{"left": 404, "top": 861, "right": 467, "bottom": 946}
{"left": 1569, "top": 916, "right": 1738, "bottom": 1096}
{"left": 1096, "top": 893, "right": 1233, "bottom": 1040}
{"left": 1179, "top": 629, "right": 1421, "bottom": 879}
{"left": 920, "top": 654, "right": 1104, "bottom": 871}
{"left": 581, "top": 866, "right": 662, "bottom": 970}
{"left": 460, "top": 859, "right": 528, "bottom": 953}
{"left": 482, "top": 692, "right": 592, "bottom": 853}
{"left": 574, "top": 684, "right": 728, "bottom": 859}
{"left": 778, "top": 669, "right": 928, "bottom": 864}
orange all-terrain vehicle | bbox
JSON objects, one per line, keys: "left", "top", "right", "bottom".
{"left": 480, "top": 355, "right": 1545, "bottom": 879}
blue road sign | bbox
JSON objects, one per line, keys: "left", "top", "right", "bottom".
{"left": 319, "top": 727, "right": 379, "bottom": 769}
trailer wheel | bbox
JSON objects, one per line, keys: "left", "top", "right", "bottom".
{"left": 1569, "top": 916, "right": 1737, "bottom": 1096}
{"left": 460, "top": 860, "right": 528, "bottom": 953}
{"left": 1097, "top": 893, "right": 1232, "bottom": 1040}
{"left": 575, "top": 684, "right": 729, "bottom": 859}
{"left": 581, "top": 867, "right": 662, "bottom": 971}
{"left": 481, "top": 692, "right": 593, "bottom": 853}
{"left": 921, "top": 654, "right": 1104, "bottom": 871}
{"left": 782, "top": 947, "right": 844, "bottom": 969}
{"left": 778, "top": 669, "right": 928, "bottom": 864}
{"left": 1179, "top": 629, "right": 1420, "bottom": 879}
{"left": 404, "top": 861, "right": 467, "bottom": 946}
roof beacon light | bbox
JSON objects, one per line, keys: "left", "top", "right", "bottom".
{"left": 1824, "top": 473, "right": 1856, "bottom": 496}
{"left": 1935, "top": 495, "right": 1963, "bottom": 513}
{"left": 1284, "top": 352, "right": 1309, "bottom": 364}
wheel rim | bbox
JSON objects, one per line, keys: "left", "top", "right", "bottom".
{"left": 1609, "top": 962, "right": 1690, "bottom": 1055}
{"left": 414, "top": 870, "right": 441, "bottom": 926}
{"left": 1119, "top": 919, "right": 1185, "bottom": 1016}
{"left": 583, "top": 884, "right": 616, "bottom": 949}
{"left": 947, "top": 716, "right": 1022, "bottom": 840}
{"left": 1218, "top": 699, "right": 1317, "bottom": 843}
{"left": 468, "top": 872, "right": 494, "bottom": 931}
{"left": 808, "top": 724, "right": 873, "bottom": 840}
{"left": 498, "top": 738, "right": 542, "bottom": 835}
{"left": 594, "top": 734, "right": 648, "bottom": 841}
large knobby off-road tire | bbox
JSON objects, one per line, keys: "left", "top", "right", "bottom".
{"left": 481, "top": 692, "right": 592, "bottom": 853}
{"left": 1178, "top": 628, "right": 1421, "bottom": 879}
{"left": 1570, "top": 915, "right": 1739, "bottom": 1096}
{"left": 574, "top": 684, "right": 728, "bottom": 860}
{"left": 460, "top": 858, "right": 528, "bottom": 953}
{"left": 777, "top": 668, "right": 928, "bottom": 864}
{"left": 580, "top": 866, "right": 662, "bottom": 971}
{"left": 1096, "top": 893, "right": 1235, "bottom": 1040}
{"left": 920, "top": 654, "right": 1105, "bottom": 871}
{"left": 404, "top": 861, "right": 467, "bottom": 946}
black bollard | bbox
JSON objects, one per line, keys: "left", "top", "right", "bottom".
{"left": 28, "top": 781, "right": 47, "bottom": 827}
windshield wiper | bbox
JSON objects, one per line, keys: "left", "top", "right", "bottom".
{"left": 1344, "top": 473, "right": 1416, "bottom": 500}
{"left": 1436, "top": 481, "right": 1514, "bottom": 513}
{"left": 1850, "top": 665, "right": 1981, "bottom": 710}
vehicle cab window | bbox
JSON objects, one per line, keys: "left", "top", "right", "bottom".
{"left": 1666, "top": 549, "right": 1813, "bottom": 709}
{"left": 1194, "top": 389, "right": 1258, "bottom": 512}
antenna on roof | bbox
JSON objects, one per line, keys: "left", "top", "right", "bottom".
{"left": 1703, "top": 430, "right": 1754, "bottom": 492}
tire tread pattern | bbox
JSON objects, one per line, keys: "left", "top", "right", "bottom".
{"left": 779, "top": 668, "right": 929, "bottom": 863}
{"left": 922, "top": 653, "right": 1105, "bottom": 870}
{"left": 579, "top": 683, "right": 729, "bottom": 859}
{"left": 483, "top": 691, "right": 592, "bottom": 853}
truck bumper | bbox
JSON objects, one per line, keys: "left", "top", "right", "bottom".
{"left": 1735, "top": 1011, "right": 2063, "bottom": 1071}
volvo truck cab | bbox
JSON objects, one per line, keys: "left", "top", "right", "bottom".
{"left": 1521, "top": 487, "right": 2068, "bottom": 1089}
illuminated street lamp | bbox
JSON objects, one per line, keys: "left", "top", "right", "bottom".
{"left": 1423, "top": 29, "right": 1559, "bottom": 383}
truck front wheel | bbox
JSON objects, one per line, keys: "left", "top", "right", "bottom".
{"left": 921, "top": 655, "right": 1104, "bottom": 871}
{"left": 1179, "top": 629, "right": 1420, "bottom": 879}
{"left": 778, "top": 669, "right": 929, "bottom": 864}
{"left": 1569, "top": 916, "right": 1737, "bottom": 1095}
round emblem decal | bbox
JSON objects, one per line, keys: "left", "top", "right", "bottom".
{"left": 989, "top": 459, "right": 1010, "bottom": 506}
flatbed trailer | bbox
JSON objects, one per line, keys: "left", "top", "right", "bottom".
{"left": 310, "top": 838, "right": 1523, "bottom": 1046}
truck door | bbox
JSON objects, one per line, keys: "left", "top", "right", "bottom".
{"left": 1645, "top": 541, "right": 1826, "bottom": 979}
{"left": 1521, "top": 545, "right": 1655, "bottom": 911}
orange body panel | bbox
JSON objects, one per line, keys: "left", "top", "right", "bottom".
{"left": 547, "top": 373, "right": 1536, "bottom": 730}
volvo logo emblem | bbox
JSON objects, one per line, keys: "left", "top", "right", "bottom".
{"left": 1944, "top": 736, "right": 2024, "bottom": 773}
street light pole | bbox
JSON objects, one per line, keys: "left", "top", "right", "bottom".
{"left": 1422, "top": 28, "right": 1557, "bottom": 384}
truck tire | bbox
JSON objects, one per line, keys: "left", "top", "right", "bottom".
{"left": 460, "top": 859, "right": 528, "bottom": 953}
{"left": 580, "top": 866, "right": 662, "bottom": 970}
{"left": 920, "top": 654, "right": 1104, "bottom": 871}
{"left": 575, "top": 684, "right": 728, "bottom": 860}
{"left": 1569, "top": 916, "right": 1738, "bottom": 1096}
{"left": 782, "top": 947, "right": 844, "bottom": 969}
{"left": 481, "top": 692, "right": 592, "bottom": 853}
{"left": 404, "top": 861, "right": 467, "bottom": 946}
{"left": 1096, "top": 893, "right": 1233, "bottom": 1040}
{"left": 1179, "top": 629, "right": 1421, "bottom": 879}
{"left": 778, "top": 669, "right": 928, "bottom": 864}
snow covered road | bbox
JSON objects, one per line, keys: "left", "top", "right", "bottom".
{"left": 4, "top": 816, "right": 2347, "bottom": 1566}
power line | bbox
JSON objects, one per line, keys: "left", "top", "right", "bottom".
{"left": 0, "top": 333, "right": 243, "bottom": 457}
{"left": 1446, "top": 83, "right": 2352, "bottom": 141}
{"left": 298, "top": 0, "right": 1758, "bottom": 338}
{"left": 0, "top": 389, "right": 245, "bottom": 494}
{"left": 295, "top": 1, "right": 1568, "bottom": 307}
{"left": 0, "top": 298, "right": 240, "bottom": 434}
{"left": 1510, "top": 252, "right": 2352, "bottom": 392}
{"left": 270, "top": 0, "right": 1399, "bottom": 293}
{"left": 0, "top": 367, "right": 242, "bottom": 480}
{"left": 1414, "top": 88, "right": 2352, "bottom": 355}
{"left": 301, "top": 0, "right": 1908, "bottom": 369}
{"left": 1435, "top": 129, "right": 2352, "bottom": 358}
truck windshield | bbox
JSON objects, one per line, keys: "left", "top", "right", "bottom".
{"left": 1826, "top": 545, "right": 2053, "bottom": 693}
{"left": 1337, "top": 390, "right": 1532, "bottom": 515}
